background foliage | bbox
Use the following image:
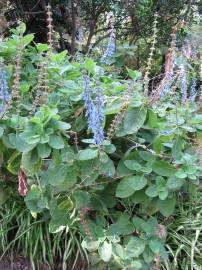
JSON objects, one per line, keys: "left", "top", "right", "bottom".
{"left": 0, "top": 1, "right": 201, "bottom": 269}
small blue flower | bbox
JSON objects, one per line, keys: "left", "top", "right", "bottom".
{"left": 82, "top": 75, "right": 105, "bottom": 146}
{"left": 189, "top": 78, "right": 197, "bottom": 102}
{"left": 160, "top": 72, "right": 173, "bottom": 98}
{"left": 101, "top": 29, "right": 116, "bottom": 65}
{"left": 0, "top": 62, "right": 9, "bottom": 112}
{"left": 160, "top": 130, "right": 173, "bottom": 135}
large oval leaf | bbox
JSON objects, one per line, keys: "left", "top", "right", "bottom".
{"left": 123, "top": 107, "right": 147, "bottom": 134}
{"left": 125, "top": 237, "right": 145, "bottom": 258}
{"left": 78, "top": 149, "right": 98, "bottom": 160}
{"left": 116, "top": 175, "right": 147, "bottom": 198}
{"left": 152, "top": 161, "right": 176, "bottom": 177}
{"left": 157, "top": 196, "right": 176, "bottom": 217}
{"left": 48, "top": 135, "right": 65, "bottom": 149}
{"left": 98, "top": 241, "right": 112, "bottom": 262}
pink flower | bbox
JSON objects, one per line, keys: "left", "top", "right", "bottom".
{"left": 18, "top": 169, "right": 28, "bottom": 197}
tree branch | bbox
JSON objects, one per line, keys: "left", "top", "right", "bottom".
{"left": 70, "top": 0, "right": 76, "bottom": 55}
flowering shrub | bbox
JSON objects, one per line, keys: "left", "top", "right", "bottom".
{"left": 0, "top": 23, "right": 202, "bottom": 269}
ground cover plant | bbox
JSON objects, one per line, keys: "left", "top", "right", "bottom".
{"left": 0, "top": 1, "right": 202, "bottom": 270}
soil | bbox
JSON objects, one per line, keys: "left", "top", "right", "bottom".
{"left": 0, "top": 256, "right": 31, "bottom": 270}
{"left": 0, "top": 257, "right": 87, "bottom": 270}
{"left": 0, "top": 257, "right": 51, "bottom": 270}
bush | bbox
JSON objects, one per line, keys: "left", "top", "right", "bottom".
{"left": 0, "top": 23, "right": 202, "bottom": 269}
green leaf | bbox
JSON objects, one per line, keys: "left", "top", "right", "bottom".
{"left": 0, "top": 127, "right": 4, "bottom": 137}
{"left": 157, "top": 196, "right": 176, "bottom": 217}
{"left": 37, "top": 144, "right": 51, "bottom": 158}
{"left": 36, "top": 43, "right": 49, "bottom": 52}
{"left": 166, "top": 176, "right": 184, "bottom": 190}
{"left": 55, "top": 169, "right": 77, "bottom": 191}
{"left": 73, "top": 191, "right": 91, "bottom": 209}
{"left": 152, "top": 161, "right": 176, "bottom": 176}
{"left": 172, "top": 136, "right": 183, "bottom": 160}
{"left": 116, "top": 175, "right": 147, "bottom": 198}
{"left": 126, "top": 68, "right": 141, "bottom": 80}
{"left": 8, "top": 133, "right": 36, "bottom": 152}
{"left": 149, "top": 239, "right": 164, "bottom": 253}
{"left": 100, "top": 158, "right": 115, "bottom": 176}
{"left": 105, "top": 100, "right": 122, "bottom": 115}
{"left": 49, "top": 222, "right": 66, "bottom": 234}
{"left": 158, "top": 190, "right": 168, "bottom": 200}
{"left": 131, "top": 190, "right": 152, "bottom": 204}
{"left": 51, "top": 51, "right": 67, "bottom": 63}
{"left": 56, "top": 121, "right": 71, "bottom": 130}
{"left": 85, "top": 58, "right": 95, "bottom": 75}
{"left": 139, "top": 151, "right": 156, "bottom": 162}
{"left": 175, "top": 170, "right": 187, "bottom": 178}
{"left": 153, "top": 137, "right": 163, "bottom": 154}
{"left": 143, "top": 247, "right": 154, "bottom": 264}
{"left": 125, "top": 237, "right": 145, "bottom": 258}
{"left": 190, "top": 115, "right": 202, "bottom": 124}
{"left": 132, "top": 217, "right": 152, "bottom": 234}
{"left": 108, "top": 214, "right": 134, "bottom": 236}
{"left": 22, "top": 34, "right": 34, "bottom": 46}
{"left": 82, "top": 239, "right": 99, "bottom": 252}
{"left": 20, "top": 131, "right": 40, "bottom": 145}
{"left": 48, "top": 165, "right": 67, "bottom": 186}
{"left": 131, "top": 260, "right": 142, "bottom": 269}
{"left": 98, "top": 241, "right": 112, "bottom": 262}
{"left": 123, "top": 107, "right": 147, "bottom": 134}
{"left": 145, "top": 185, "right": 158, "bottom": 198}
{"left": 48, "top": 135, "right": 65, "bottom": 149}
{"left": 7, "top": 151, "right": 21, "bottom": 175}
{"left": 61, "top": 80, "right": 78, "bottom": 92}
{"left": 78, "top": 149, "right": 98, "bottom": 160}
{"left": 22, "top": 150, "right": 41, "bottom": 173}
{"left": 25, "top": 185, "right": 41, "bottom": 201}
{"left": 124, "top": 160, "right": 142, "bottom": 171}
{"left": 146, "top": 110, "right": 158, "bottom": 128}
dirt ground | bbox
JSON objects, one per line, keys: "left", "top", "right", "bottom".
{"left": 0, "top": 257, "right": 51, "bottom": 270}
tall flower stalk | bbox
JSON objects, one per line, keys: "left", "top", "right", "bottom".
{"left": 143, "top": 12, "right": 158, "bottom": 96}
{"left": 149, "top": 26, "right": 177, "bottom": 102}
{"left": 189, "top": 77, "right": 197, "bottom": 102}
{"left": 0, "top": 61, "right": 9, "bottom": 113}
{"left": 101, "top": 26, "right": 116, "bottom": 65}
{"left": 179, "top": 65, "right": 187, "bottom": 103}
{"left": 2, "top": 41, "right": 23, "bottom": 118}
{"left": 107, "top": 80, "right": 133, "bottom": 141}
{"left": 82, "top": 75, "right": 105, "bottom": 146}
{"left": 46, "top": 3, "right": 54, "bottom": 51}
{"left": 30, "top": 58, "right": 49, "bottom": 116}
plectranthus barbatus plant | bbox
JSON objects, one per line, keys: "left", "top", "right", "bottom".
{"left": 100, "top": 25, "right": 116, "bottom": 65}
{"left": 82, "top": 75, "right": 105, "bottom": 146}
{"left": 0, "top": 61, "right": 9, "bottom": 113}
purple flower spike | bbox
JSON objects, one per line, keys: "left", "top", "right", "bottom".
{"left": 101, "top": 28, "right": 116, "bottom": 65}
{"left": 0, "top": 62, "right": 9, "bottom": 112}
{"left": 189, "top": 78, "right": 197, "bottom": 102}
{"left": 82, "top": 75, "right": 105, "bottom": 146}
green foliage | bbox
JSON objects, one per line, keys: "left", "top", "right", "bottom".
{"left": 163, "top": 194, "right": 202, "bottom": 270}
{"left": 0, "top": 23, "right": 202, "bottom": 269}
